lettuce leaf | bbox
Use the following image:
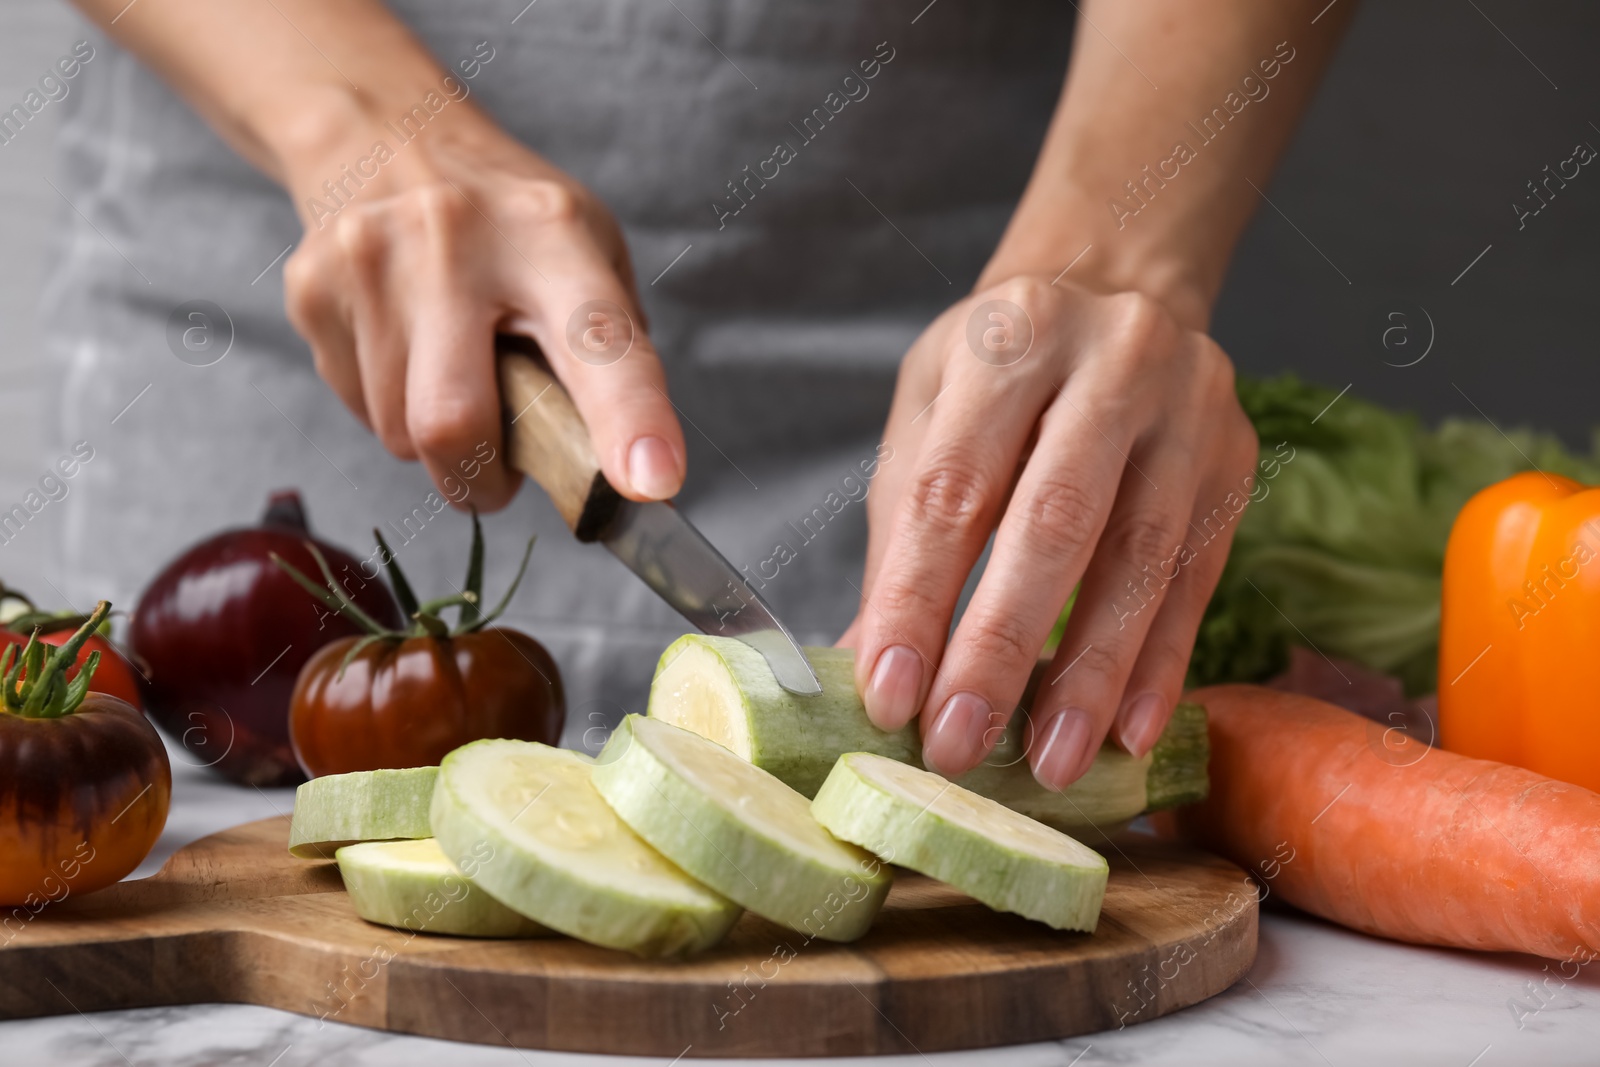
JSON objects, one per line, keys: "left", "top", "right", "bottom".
{"left": 1189, "top": 376, "right": 1600, "bottom": 695}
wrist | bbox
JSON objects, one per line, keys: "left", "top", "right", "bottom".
{"left": 978, "top": 182, "right": 1217, "bottom": 332}
{"left": 265, "top": 78, "right": 501, "bottom": 221}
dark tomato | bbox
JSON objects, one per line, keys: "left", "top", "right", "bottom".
{"left": 0, "top": 694, "right": 171, "bottom": 905}
{"left": 289, "top": 628, "right": 565, "bottom": 777}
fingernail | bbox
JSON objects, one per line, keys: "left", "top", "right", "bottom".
{"left": 923, "top": 692, "right": 993, "bottom": 777}
{"left": 1033, "top": 707, "right": 1095, "bottom": 791}
{"left": 1117, "top": 691, "right": 1167, "bottom": 758}
{"left": 627, "top": 436, "right": 681, "bottom": 499}
{"left": 864, "top": 645, "right": 922, "bottom": 730}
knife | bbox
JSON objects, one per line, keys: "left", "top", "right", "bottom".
{"left": 496, "top": 335, "right": 822, "bottom": 695}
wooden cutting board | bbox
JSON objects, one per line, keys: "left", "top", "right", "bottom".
{"left": 0, "top": 817, "right": 1257, "bottom": 1057}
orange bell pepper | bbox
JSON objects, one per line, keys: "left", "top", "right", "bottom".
{"left": 1439, "top": 470, "right": 1600, "bottom": 791}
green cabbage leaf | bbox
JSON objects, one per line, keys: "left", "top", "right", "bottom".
{"left": 1188, "top": 376, "right": 1600, "bottom": 695}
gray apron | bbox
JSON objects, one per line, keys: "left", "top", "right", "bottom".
{"left": 43, "top": 0, "right": 1074, "bottom": 742}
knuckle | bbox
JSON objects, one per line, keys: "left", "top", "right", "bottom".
{"left": 515, "top": 179, "right": 584, "bottom": 225}
{"left": 1070, "top": 641, "right": 1122, "bottom": 682}
{"left": 1111, "top": 513, "right": 1180, "bottom": 570}
{"left": 406, "top": 398, "right": 478, "bottom": 458}
{"left": 1013, "top": 477, "right": 1101, "bottom": 556}
{"left": 410, "top": 183, "right": 469, "bottom": 232}
{"left": 965, "top": 610, "right": 1044, "bottom": 671}
{"left": 872, "top": 576, "right": 945, "bottom": 630}
{"left": 282, "top": 245, "right": 319, "bottom": 296}
{"left": 334, "top": 208, "right": 387, "bottom": 270}
{"left": 904, "top": 462, "right": 993, "bottom": 541}
{"left": 976, "top": 276, "right": 1059, "bottom": 352}
{"left": 1187, "top": 338, "right": 1257, "bottom": 477}
{"left": 992, "top": 274, "right": 1054, "bottom": 313}
{"left": 1103, "top": 291, "right": 1177, "bottom": 361}
{"left": 1142, "top": 629, "right": 1194, "bottom": 676}
{"left": 281, "top": 252, "right": 330, "bottom": 330}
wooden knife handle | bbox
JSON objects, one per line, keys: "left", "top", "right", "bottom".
{"left": 496, "top": 335, "right": 623, "bottom": 542}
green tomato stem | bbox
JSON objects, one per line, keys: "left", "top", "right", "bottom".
{"left": 470, "top": 535, "right": 536, "bottom": 632}
{"left": 1, "top": 600, "right": 110, "bottom": 719}
{"left": 273, "top": 519, "right": 538, "bottom": 645}
{"left": 373, "top": 527, "right": 421, "bottom": 618}
{"left": 460, "top": 507, "right": 485, "bottom": 629}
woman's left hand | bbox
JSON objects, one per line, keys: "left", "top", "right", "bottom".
{"left": 841, "top": 275, "right": 1258, "bottom": 790}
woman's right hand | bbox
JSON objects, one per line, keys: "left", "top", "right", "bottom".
{"left": 278, "top": 98, "right": 686, "bottom": 511}
{"left": 66, "top": 0, "right": 686, "bottom": 511}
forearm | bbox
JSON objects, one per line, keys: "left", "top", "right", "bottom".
{"left": 68, "top": 0, "right": 490, "bottom": 200}
{"left": 983, "top": 1, "right": 1354, "bottom": 329}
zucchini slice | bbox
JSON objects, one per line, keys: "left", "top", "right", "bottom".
{"left": 288, "top": 766, "right": 437, "bottom": 859}
{"left": 336, "top": 838, "right": 549, "bottom": 938}
{"left": 592, "top": 715, "right": 891, "bottom": 942}
{"left": 430, "top": 739, "right": 741, "bottom": 958}
{"left": 813, "top": 752, "right": 1109, "bottom": 932}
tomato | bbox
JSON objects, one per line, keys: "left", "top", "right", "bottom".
{"left": 0, "top": 696, "right": 171, "bottom": 905}
{"left": 281, "top": 508, "right": 569, "bottom": 777}
{"left": 0, "top": 604, "right": 170, "bottom": 906}
{"left": 289, "top": 628, "right": 565, "bottom": 776}
{"left": 277, "top": 511, "right": 567, "bottom": 777}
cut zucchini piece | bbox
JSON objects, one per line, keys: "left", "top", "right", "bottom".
{"left": 650, "top": 635, "right": 914, "bottom": 797}
{"left": 430, "top": 739, "right": 742, "bottom": 958}
{"left": 336, "top": 838, "right": 549, "bottom": 938}
{"left": 951, "top": 736, "right": 1147, "bottom": 839}
{"left": 592, "top": 715, "right": 891, "bottom": 942}
{"left": 649, "top": 635, "right": 1208, "bottom": 837}
{"left": 813, "top": 753, "right": 1109, "bottom": 932}
{"left": 288, "top": 766, "right": 437, "bottom": 859}
{"left": 1146, "top": 701, "right": 1210, "bottom": 810}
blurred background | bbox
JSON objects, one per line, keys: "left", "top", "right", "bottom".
{"left": 1, "top": 0, "right": 1595, "bottom": 595}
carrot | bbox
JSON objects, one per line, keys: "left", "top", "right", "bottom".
{"left": 1172, "top": 684, "right": 1600, "bottom": 960}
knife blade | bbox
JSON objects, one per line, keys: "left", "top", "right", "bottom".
{"left": 601, "top": 498, "right": 822, "bottom": 694}
{"left": 497, "top": 338, "right": 822, "bottom": 695}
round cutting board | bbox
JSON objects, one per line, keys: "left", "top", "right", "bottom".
{"left": 1, "top": 816, "right": 1256, "bottom": 1057}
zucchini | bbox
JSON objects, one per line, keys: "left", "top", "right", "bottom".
{"left": 430, "top": 739, "right": 742, "bottom": 958}
{"left": 592, "top": 715, "right": 891, "bottom": 942}
{"left": 335, "top": 838, "right": 548, "bottom": 938}
{"left": 812, "top": 752, "right": 1109, "bottom": 932}
{"left": 649, "top": 636, "right": 1208, "bottom": 838}
{"left": 1146, "top": 697, "right": 1210, "bottom": 810}
{"left": 288, "top": 766, "right": 437, "bottom": 859}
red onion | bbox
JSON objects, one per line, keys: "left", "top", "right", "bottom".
{"left": 129, "top": 491, "right": 403, "bottom": 786}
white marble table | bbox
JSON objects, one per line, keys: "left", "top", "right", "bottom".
{"left": 6, "top": 738, "right": 1598, "bottom": 1067}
